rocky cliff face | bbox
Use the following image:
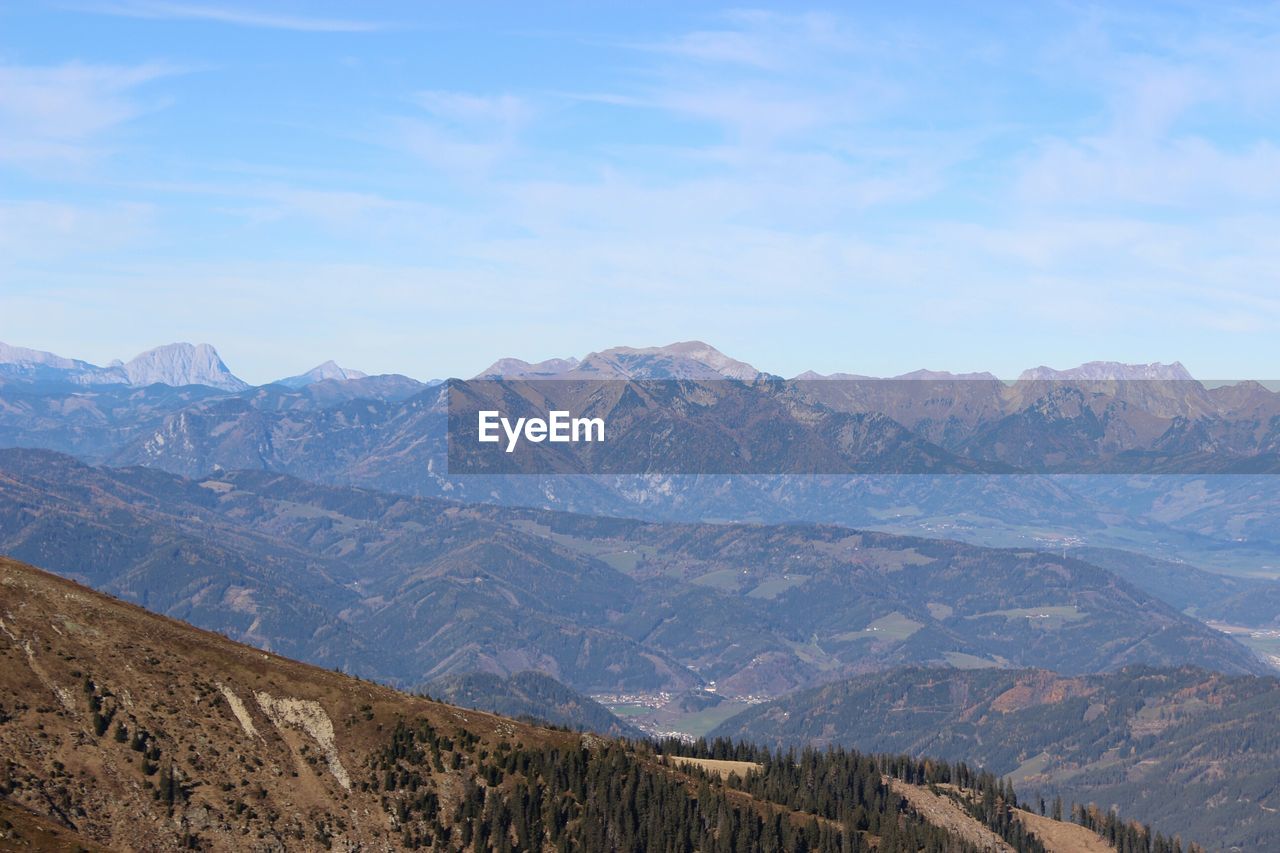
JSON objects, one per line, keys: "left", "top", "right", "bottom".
{"left": 0, "top": 341, "right": 248, "bottom": 391}
{"left": 1018, "top": 361, "right": 1194, "bottom": 381}
{"left": 122, "top": 343, "right": 249, "bottom": 391}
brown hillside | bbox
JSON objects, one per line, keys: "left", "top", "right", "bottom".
{"left": 0, "top": 555, "right": 1111, "bottom": 852}
{"left": 0, "top": 555, "right": 582, "bottom": 850}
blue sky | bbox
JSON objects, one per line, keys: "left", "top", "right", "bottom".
{"left": 2, "top": 2, "right": 1279, "bottom": 382}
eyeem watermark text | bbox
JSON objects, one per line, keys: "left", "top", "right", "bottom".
{"left": 477, "top": 410, "right": 605, "bottom": 453}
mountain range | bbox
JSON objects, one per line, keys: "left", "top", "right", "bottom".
{"left": 0, "top": 448, "right": 1265, "bottom": 698}
{"left": 0, "top": 341, "right": 249, "bottom": 391}
{"left": 9, "top": 340, "right": 1280, "bottom": 481}
{"left": 3, "top": 340, "right": 1280, "bottom": 578}
{"left": 0, "top": 338, "right": 1247, "bottom": 389}
{"left": 0, "top": 356, "right": 1278, "bottom": 566}
{"left": 0, "top": 340, "right": 381, "bottom": 393}
{"left": 3, "top": 337, "right": 1277, "bottom": 850}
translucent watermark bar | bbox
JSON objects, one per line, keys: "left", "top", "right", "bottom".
{"left": 445, "top": 378, "right": 1280, "bottom": 475}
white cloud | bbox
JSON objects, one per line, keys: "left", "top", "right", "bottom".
{"left": 413, "top": 92, "right": 533, "bottom": 128}
{"left": 1018, "top": 135, "right": 1280, "bottom": 207}
{"left": 72, "top": 1, "right": 387, "bottom": 32}
{"left": 1015, "top": 9, "right": 1280, "bottom": 210}
{"left": 8, "top": 4, "right": 1280, "bottom": 380}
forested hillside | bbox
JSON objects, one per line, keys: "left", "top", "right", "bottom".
{"left": 712, "top": 667, "right": 1280, "bottom": 850}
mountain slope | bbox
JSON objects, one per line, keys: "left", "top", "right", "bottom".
{"left": 0, "top": 449, "right": 694, "bottom": 691}
{"left": 0, "top": 556, "right": 1112, "bottom": 852}
{"left": 0, "top": 450, "right": 1265, "bottom": 703}
{"left": 1068, "top": 546, "right": 1280, "bottom": 629}
{"left": 711, "top": 666, "right": 1280, "bottom": 850}
{"left": 424, "top": 671, "right": 644, "bottom": 739}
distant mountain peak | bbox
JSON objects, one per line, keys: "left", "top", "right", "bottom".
{"left": 892, "top": 369, "right": 1001, "bottom": 381}
{"left": 794, "top": 368, "right": 997, "bottom": 381}
{"left": 0, "top": 341, "right": 91, "bottom": 372}
{"left": 0, "top": 341, "right": 248, "bottom": 391}
{"left": 475, "top": 356, "right": 581, "bottom": 379}
{"left": 0, "top": 341, "right": 130, "bottom": 386}
{"left": 478, "top": 341, "right": 763, "bottom": 381}
{"left": 124, "top": 343, "right": 249, "bottom": 391}
{"left": 277, "top": 360, "right": 369, "bottom": 388}
{"left": 581, "top": 341, "right": 763, "bottom": 380}
{"left": 1017, "top": 361, "right": 1194, "bottom": 382}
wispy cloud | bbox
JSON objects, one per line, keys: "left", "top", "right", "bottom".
{"left": 73, "top": 1, "right": 388, "bottom": 32}
{"left": 9, "top": 4, "right": 1280, "bottom": 378}
{"left": 382, "top": 92, "right": 533, "bottom": 175}
{"left": 1013, "top": 6, "right": 1280, "bottom": 210}
{"left": 0, "top": 61, "right": 179, "bottom": 167}
{"left": 643, "top": 10, "right": 854, "bottom": 70}
{"left": 413, "top": 91, "right": 533, "bottom": 129}
{"left": 563, "top": 9, "right": 929, "bottom": 166}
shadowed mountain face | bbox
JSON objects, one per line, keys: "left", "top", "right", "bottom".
{"left": 710, "top": 666, "right": 1280, "bottom": 851}
{"left": 0, "top": 449, "right": 1266, "bottom": 698}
